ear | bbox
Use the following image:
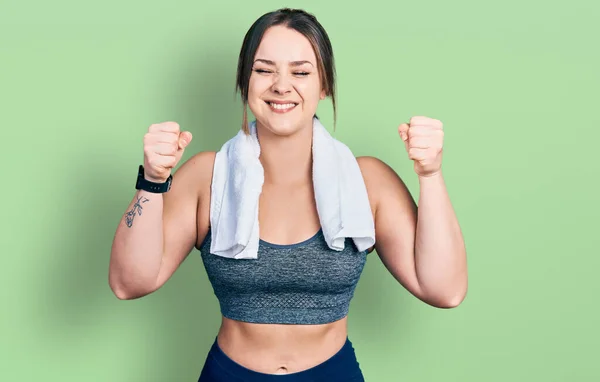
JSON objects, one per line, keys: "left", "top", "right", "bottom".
{"left": 320, "top": 89, "right": 326, "bottom": 100}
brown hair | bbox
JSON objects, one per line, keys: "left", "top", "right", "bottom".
{"left": 235, "top": 8, "right": 337, "bottom": 134}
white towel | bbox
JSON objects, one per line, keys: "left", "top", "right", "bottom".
{"left": 209, "top": 117, "right": 375, "bottom": 259}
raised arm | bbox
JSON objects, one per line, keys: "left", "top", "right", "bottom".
{"left": 357, "top": 116, "right": 467, "bottom": 308}
{"left": 108, "top": 122, "right": 212, "bottom": 300}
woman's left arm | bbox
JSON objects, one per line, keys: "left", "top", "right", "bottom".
{"left": 358, "top": 116, "right": 467, "bottom": 309}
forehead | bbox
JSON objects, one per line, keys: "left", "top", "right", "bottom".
{"left": 254, "top": 25, "right": 317, "bottom": 63}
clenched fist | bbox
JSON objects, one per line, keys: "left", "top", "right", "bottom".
{"left": 143, "top": 122, "right": 192, "bottom": 183}
{"left": 398, "top": 116, "right": 444, "bottom": 178}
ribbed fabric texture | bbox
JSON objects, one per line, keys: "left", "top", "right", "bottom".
{"left": 199, "top": 228, "right": 369, "bottom": 324}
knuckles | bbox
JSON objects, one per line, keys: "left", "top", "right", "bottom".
{"left": 144, "top": 132, "right": 178, "bottom": 144}
{"left": 409, "top": 117, "right": 443, "bottom": 129}
{"left": 148, "top": 121, "right": 180, "bottom": 132}
{"left": 407, "top": 128, "right": 445, "bottom": 142}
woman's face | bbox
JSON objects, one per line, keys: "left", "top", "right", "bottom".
{"left": 248, "top": 25, "right": 326, "bottom": 136}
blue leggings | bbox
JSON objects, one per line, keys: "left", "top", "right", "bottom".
{"left": 198, "top": 337, "right": 365, "bottom": 381}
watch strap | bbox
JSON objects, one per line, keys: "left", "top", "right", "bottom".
{"left": 135, "top": 165, "right": 172, "bottom": 193}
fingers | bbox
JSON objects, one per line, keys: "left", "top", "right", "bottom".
{"left": 409, "top": 116, "right": 443, "bottom": 129}
{"left": 148, "top": 142, "right": 178, "bottom": 156}
{"left": 407, "top": 148, "right": 431, "bottom": 161}
{"left": 398, "top": 123, "right": 409, "bottom": 141}
{"left": 144, "top": 128, "right": 192, "bottom": 149}
{"left": 148, "top": 122, "right": 191, "bottom": 145}
{"left": 400, "top": 116, "right": 445, "bottom": 177}
{"left": 407, "top": 138, "right": 431, "bottom": 149}
{"left": 149, "top": 121, "right": 180, "bottom": 133}
{"left": 179, "top": 131, "right": 193, "bottom": 149}
{"left": 143, "top": 122, "right": 191, "bottom": 182}
{"left": 406, "top": 135, "right": 444, "bottom": 149}
{"left": 147, "top": 154, "right": 178, "bottom": 169}
{"left": 399, "top": 124, "right": 444, "bottom": 147}
{"left": 400, "top": 119, "right": 444, "bottom": 163}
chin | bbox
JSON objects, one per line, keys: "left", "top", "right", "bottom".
{"left": 262, "top": 119, "right": 301, "bottom": 136}
{"left": 254, "top": 113, "right": 310, "bottom": 137}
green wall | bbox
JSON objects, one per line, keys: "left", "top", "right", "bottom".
{"left": 2, "top": 0, "right": 599, "bottom": 380}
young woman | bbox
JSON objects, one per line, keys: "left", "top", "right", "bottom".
{"left": 109, "top": 8, "right": 467, "bottom": 382}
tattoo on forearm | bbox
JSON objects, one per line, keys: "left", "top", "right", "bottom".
{"left": 125, "top": 195, "right": 149, "bottom": 227}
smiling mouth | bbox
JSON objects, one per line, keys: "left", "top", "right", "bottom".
{"left": 265, "top": 101, "right": 298, "bottom": 112}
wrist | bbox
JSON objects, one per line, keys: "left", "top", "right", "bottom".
{"left": 144, "top": 174, "right": 169, "bottom": 183}
{"left": 136, "top": 165, "right": 173, "bottom": 193}
{"left": 418, "top": 170, "right": 443, "bottom": 183}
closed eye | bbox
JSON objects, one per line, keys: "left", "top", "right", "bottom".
{"left": 252, "top": 69, "right": 310, "bottom": 77}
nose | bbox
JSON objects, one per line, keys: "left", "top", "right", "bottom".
{"left": 271, "top": 71, "right": 292, "bottom": 95}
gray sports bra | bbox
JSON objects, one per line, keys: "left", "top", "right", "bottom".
{"left": 198, "top": 227, "right": 370, "bottom": 325}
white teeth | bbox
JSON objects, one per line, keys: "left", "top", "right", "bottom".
{"left": 269, "top": 102, "right": 296, "bottom": 110}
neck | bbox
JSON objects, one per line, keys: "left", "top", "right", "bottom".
{"left": 256, "top": 121, "right": 313, "bottom": 186}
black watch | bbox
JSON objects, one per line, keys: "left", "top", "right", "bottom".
{"left": 135, "top": 165, "right": 172, "bottom": 193}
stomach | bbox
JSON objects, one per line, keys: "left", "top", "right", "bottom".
{"left": 215, "top": 315, "right": 349, "bottom": 374}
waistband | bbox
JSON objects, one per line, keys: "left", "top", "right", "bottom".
{"left": 207, "top": 336, "right": 363, "bottom": 381}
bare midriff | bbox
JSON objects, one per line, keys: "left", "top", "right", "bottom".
{"left": 215, "top": 315, "right": 349, "bottom": 374}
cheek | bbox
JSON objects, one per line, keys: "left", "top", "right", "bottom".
{"left": 296, "top": 80, "right": 322, "bottom": 104}
{"left": 247, "top": 77, "right": 259, "bottom": 99}
{"left": 248, "top": 75, "right": 269, "bottom": 99}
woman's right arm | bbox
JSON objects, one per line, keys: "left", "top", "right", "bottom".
{"left": 108, "top": 122, "right": 210, "bottom": 300}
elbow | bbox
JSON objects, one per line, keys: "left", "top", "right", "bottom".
{"left": 109, "top": 284, "right": 151, "bottom": 300}
{"left": 437, "top": 292, "right": 466, "bottom": 309}
{"left": 421, "top": 282, "right": 468, "bottom": 309}
{"left": 109, "top": 279, "right": 134, "bottom": 300}
{"left": 435, "top": 285, "right": 468, "bottom": 309}
{"left": 109, "top": 269, "right": 130, "bottom": 299}
{"left": 108, "top": 260, "right": 158, "bottom": 300}
{"left": 110, "top": 284, "right": 133, "bottom": 300}
{"left": 425, "top": 269, "right": 468, "bottom": 309}
{"left": 108, "top": 275, "right": 153, "bottom": 300}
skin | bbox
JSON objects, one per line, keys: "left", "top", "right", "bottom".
{"left": 111, "top": 24, "right": 467, "bottom": 375}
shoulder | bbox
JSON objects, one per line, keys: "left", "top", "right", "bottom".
{"left": 355, "top": 155, "right": 413, "bottom": 212}
{"left": 356, "top": 155, "right": 405, "bottom": 191}
{"left": 356, "top": 155, "right": 394, "bottom": 176}
{"left": 182, "top": 150, "right": 217, "bottom": 174}
{"left": 171, "top": 151, "right": 216, "bottom": 197}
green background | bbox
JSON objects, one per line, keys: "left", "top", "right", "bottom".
{"left": 2, "top": 0, "right": 599, "bottom": 380}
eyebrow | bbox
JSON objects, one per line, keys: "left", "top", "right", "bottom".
{"left": 253, "top": 59, "right": 314, "bottom": 67}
